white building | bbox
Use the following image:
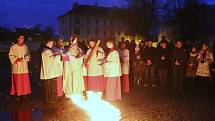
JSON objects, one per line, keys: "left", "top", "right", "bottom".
{"left": 57, "top": 3, "right": 130, "bottom": 44}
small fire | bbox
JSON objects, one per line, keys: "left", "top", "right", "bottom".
{"left": 68, "top": 91, "right": 121, "bottom": 121}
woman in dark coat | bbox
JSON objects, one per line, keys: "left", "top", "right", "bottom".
{"left": 185, "top": 46, "right": 198, "bottom": 91}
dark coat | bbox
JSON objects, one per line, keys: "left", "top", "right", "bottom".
{"left": 133, "top": 52, "right": 145, "bottom": 72}
{"left": 142, "top": 47, "right": 157, "bottom": 66}
{"left": 185, "top": 52, "right": 198, "bottom": 77}
{"left": 171, "top": 48, "right": 187, "bottom": 67}
{"left": 157, "top": 47, "right": 170, "bottom": 70}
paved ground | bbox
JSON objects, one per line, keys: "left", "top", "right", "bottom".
{"left": 1, "top": 52, "right": 215, "bottom": 121}
{"left": 1, "top": 85, "right": 215, "bottom": 121}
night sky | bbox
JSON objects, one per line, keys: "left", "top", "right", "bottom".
{"left": 0, "top": 0, "right": 214, "bottom": 34}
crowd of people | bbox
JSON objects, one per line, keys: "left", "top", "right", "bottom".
{"left": 3, "top": 34, "right": 215, "bottom": 104}
{"left": 125, "top": 38, "right": 215, "bottom": 96}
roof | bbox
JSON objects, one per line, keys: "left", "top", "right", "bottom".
{"left": 57, "top": 4, "right": 129, "bottom": 19}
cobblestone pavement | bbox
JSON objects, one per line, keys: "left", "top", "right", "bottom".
{"left": 1, "top": 85, "right": 215, "bottom": 121}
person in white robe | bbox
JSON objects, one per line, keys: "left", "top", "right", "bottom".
{"left": 104, "top": 39, "right": 122, "bottom": 101}
{"left": 9, "top": 34, "right": 31, "bottom": 100}
{"left": 118, "top": 42, "right": 130, "bottom": 93}
{"left": 84, "top": 39, "right": 105, "bottom": 99}
{"left": 40, "top": 39, "right": 61, "bottom": 104}
{"left": 62, "top": 38, "right": 85, "bottom": 98}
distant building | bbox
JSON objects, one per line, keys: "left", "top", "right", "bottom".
{"left": 158, "top": 20, "right": 179, "bottom": 42}
{"left": 57, "top": 3, "right": 130, "bottom": 44}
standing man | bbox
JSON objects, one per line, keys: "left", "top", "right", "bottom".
{"left": 63, "top": 38, "right": 85, "bottom": 98}
{"left": 143, "top": 40, "right": 157, "bottom": 87}
{"left": 52, "top": 38, "right": 65, "bottom": 98}
{"left": 40, "top": 39, "right": 61, "bottom": 104}
{"left": 171, "top": 40, "right": 187, "bottom": 92}
{"left": 157, "top": 39, "right": 170, "bottom": 85}
{"left": 9, "top": 34, "right": 31, "bottom": 100}
{"left": 118, "top": 42, "right": 130, "bottom": 93}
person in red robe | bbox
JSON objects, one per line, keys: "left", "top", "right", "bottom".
{"left": 13, "top": 109, "right": 32, "bottom": 121}
{"left": 104, "top": 39, "right": 122, "bottom": 101}
{"left": 52, "top": 38, "right": 65, "bottom": 98}
{"left": 84, "top": 39, "right": 105, "bottom": 99}
{"left": 40, "top": 39, "right": 61, "bottom": 104}
{"left": 9, "top": 34, "right": 31, "bottom": 100}
{"left": 118, "top": 42, "right": 130, "bottom": 93}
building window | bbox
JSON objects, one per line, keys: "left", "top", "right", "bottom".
{"left": 73, "top": 27, "right": 80, "bottom": 35}
{"left": 104, "top": 30, "right": 107, "bottom": 36}
{"left": 104, "top": 20, "right": 106, "bottom": 25}
{"left": 86, "top": 18, "right": 90, "bottom": 24}
{"left": 111, "top": 31, "right": 114, "bottom": 36}
{"left": 95, "top": 19, "right": 98, "bottom": 25}
{"left": 118, "top": 21, "right": 121, "bottom": 26}
{"left": 74, "top": 16, "right": 80, "bottom": 24}
{"left": 118, "top": 31, "right": 121, "bottom": 36}
{"left": 95, "top": 29, "right": 99, "bottom": 35}
{"left": 86, "top": 28, "right": 90, "bottom": 35}
{"left": 110, "top": 20, "right": 114, "bottom": 26}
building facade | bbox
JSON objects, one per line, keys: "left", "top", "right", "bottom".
{"left": 58, "top": 4, "right": 130, "bottom": 44}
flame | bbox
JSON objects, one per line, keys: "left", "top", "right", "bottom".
{"left": 68, "top": 91, "right": 121, "bottom": 121}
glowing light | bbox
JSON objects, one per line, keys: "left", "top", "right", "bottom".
{"left": 68, "top": 91, "right": 121, "bottom": 121}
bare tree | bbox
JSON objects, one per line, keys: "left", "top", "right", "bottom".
{"left": 126, "top": 0, "right": 158, "bottom": 39}
{"left": 174, "top": 0, "right": 207, "bottom": 42}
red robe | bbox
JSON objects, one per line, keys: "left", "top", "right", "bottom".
{"left": 85, "top": 47, "right": 105, "bottom": 92}
{"left": 104, "top": 49, "right": 122, "bottom": 100}
{"left": 119, "top": 49, "right": 130, "bottom": 93}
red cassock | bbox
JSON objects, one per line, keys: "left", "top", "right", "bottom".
{"left": 119, "top": 49, "right": 130, "bottom": 93}
{"left": 13, "top": 109, "right": 32, "bottom": 121}
{"left": 85, "top": 47, "right": 106, "bottom": 92}
{"left": 9, "top": 44, "right": 31, "bottom": 96}
{"left": 53, "top": 47, "right": 65, "bottom": 97}
{"left": 104, "top": 50, "right": 122, "bottom": 100}
{"left": 56, "top": 76, "right": 63, "bottom": 97}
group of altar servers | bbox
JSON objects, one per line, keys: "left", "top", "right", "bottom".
{"left": 8, "top": 34, "right": 130, "bottom": 104}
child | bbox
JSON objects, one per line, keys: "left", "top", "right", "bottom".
{"left": 185, "top": 46, "right": 198, "bottom": 91}
{"left": 104, "top": 39, "right": 122, "bottom": 101}
{"left": 118, "top": 42, "right": 130, "bottom": 93}
{"left": 133, "top": 45, "right": 145, "bottom": 86}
